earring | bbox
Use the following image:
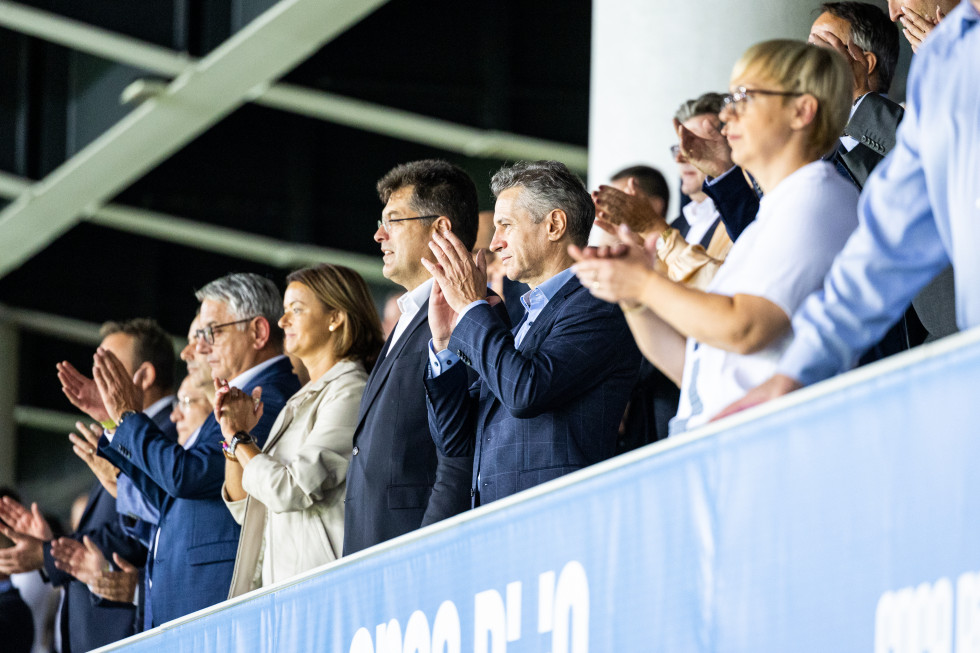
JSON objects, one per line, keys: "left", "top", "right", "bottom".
{"left": 329, "top": 325, "right": 336, "bottom": 332}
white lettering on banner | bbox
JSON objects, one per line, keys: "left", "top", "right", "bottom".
{"left": 875, "top": 574, "right": 961, "bottom": 652}
{"left": 348, "top": 561, "right": 589, "bottom": 653}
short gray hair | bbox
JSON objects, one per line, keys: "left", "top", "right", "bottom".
{"left": 674, "top": 92, "right": 726, "bottom": 123}
{"left": 489, "top": 160, "right": 594, "bottom": 247}
{"left": 195, "top": 273, "right": 283, "bottom": 343}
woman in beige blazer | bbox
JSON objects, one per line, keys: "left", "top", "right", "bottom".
{"left": 216, "top": 263, "right": 384, "bottom": 598}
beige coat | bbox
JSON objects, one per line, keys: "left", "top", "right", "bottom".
{"left": 224, "top": 358, "right": 367, "bottom": 598}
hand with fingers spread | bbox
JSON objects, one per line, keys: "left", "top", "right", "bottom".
{"left": 57, "top": 360, "right": 111, "bottom": 423}
{"left": 592, "top": 181, "right": 669, "bottom": 239}
{"left": 0, "top": 496, "right": 53, "bottom": 541}
{"left": 808, "top": 30, "right": 872, "bottom": 100}
{"left": 420, "top": 230, "right": 489, "bottom": 314}
{"left": 900, "top": 5, "right": 943, "bottom": 53}
{"left": 213, "top": 380, "right": 263, "bottom": 441}
{"left": 92, "top": 347, "right": 145, "bottom": 425}
{"left": 70, "top": 421, "right": 120, "bottom": 495}
{"left": 0, "top": 523, "right": 44, "bottom": 574}
{"left": 675, "top": 116, "right": 735, "bottom": 180}
{"left": 569, "top": 224, "right": 661, "bottom": 305}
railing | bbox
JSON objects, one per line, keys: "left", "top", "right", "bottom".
{"left": 96, "top": 327, "right": 980, "bottom": 652}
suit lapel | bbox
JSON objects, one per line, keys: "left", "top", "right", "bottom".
{"left": 354, "top": 299, "right": 430, "bottom": 433}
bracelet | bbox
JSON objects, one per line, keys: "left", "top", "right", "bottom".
{"left": 220, "top": 440, "right": 238, "bottom": 462}
{"left": 99, "top": 418, "right": 117, "bottom": 430}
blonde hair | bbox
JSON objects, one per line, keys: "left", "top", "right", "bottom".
{"left": 732, "top": 39, "right": 851, "bottom": 155}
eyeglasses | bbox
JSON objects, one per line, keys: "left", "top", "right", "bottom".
{"left": 670, "top": 144, "right": 681, "bottom": 158}
{"left": 193, "top": 318, "right": 255, "bottom": 345}
{"left": 722, "top": 86, "right": 803, "bottom": 116}
{"left": 175, "top": 396, "right": 207, "bottom": 411}
{"left": 377, "top": 215, "right": 439, "bottom": 232}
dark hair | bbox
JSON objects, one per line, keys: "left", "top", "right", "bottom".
{"left": 820, "top": 2, "right": 900, "bottom": 93}
{"left": 286, "top": 264, "right": 385, "bottom": 373}
{"left": 376, "top": 159, "right": 480, "bottom": 250}
{"left": 610, "top": 165, "right": 670, "bottom": 207}
{"left": 100, "top": 318, "right": 176, "bottom": 392}
{"left": 490, "top": 160, "right": 594, "bottom": 247}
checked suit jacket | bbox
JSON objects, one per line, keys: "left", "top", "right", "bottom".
{"left": 99, "top": 357, "right": 298, "bottom": 626}
{"left": 425, "top": 276, "right": 641, "bottom": 506}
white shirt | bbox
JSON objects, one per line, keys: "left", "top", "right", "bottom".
{"left": 387, "top": 278, "right": 434, "bottom": 354}
{"left": 670, "top": 161, "right": 859, "bottom": 432}
{"left": 681, "top": 196, "right": 720, "bottom": 247}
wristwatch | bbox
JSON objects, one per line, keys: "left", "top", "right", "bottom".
{"left": 117, "top": 410, "right": 138, "bottom": 426}
{"left": 228, "top": 431, "right": 255, "bottom": 458}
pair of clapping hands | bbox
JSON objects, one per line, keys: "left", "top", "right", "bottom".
{"left": 0, "top": 496, "right": 138, "bottom": 602}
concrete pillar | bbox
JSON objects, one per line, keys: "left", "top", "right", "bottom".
{"left": 0, "top": 322, "right": 18, "bottom": 485}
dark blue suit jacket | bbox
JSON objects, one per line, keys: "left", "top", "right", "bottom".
{"left": 99, "top": 357, "right": 298, "bottom": 626}
{"left": 41, "top": 479, "right": 148, "bottom": 652}
{"left": 343, "top": 299, "right": 475, "bottom": 555}
{"left": 425, "top": 276, "right": 641, "bottom": 505}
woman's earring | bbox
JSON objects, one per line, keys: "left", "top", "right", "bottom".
{"left": 328, "top": 325, "right": 336, "bottom": 332}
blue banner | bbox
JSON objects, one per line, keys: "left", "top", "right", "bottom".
{"left": 99, "top": 331, "right": 980, "bottom": 652}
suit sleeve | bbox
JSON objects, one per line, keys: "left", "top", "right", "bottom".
{"left": 446, "top": 291, "right": 635, "bottom": 419}
{"left": 702, "top": 166, "right": 759, "bottom": 241}
{"left": 99, "top": 388, "right": 288, "bottom": 501}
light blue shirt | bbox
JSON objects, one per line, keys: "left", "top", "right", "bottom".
{"left": 429, "top": 268, "right": 575, "bottom": 376}
{"left": 779, "top": 1, "right": 980, "bottom": 385}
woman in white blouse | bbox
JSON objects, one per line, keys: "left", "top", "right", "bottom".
{"left": 216, "top": 263, "right": 383, "bottom": 597}
{"left": 572, "top": 40, "right": 858, "bottom": 432}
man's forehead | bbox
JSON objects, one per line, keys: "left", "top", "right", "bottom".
{"left": 199, "top": 299, "right": 232, "bottom": 323}
{"left": 383, "top": 185, "right": 415, "bottom": 216}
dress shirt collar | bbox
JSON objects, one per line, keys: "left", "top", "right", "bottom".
{"left": 183, "top": 424, "right": 203, "bottom": 450}
{"left": 397, "top": 278, "right": 434, "bottom": 320}
{"left": 144, "top": 394, "right": 175, "bottom": 420}
{"left": 228, "top": 354, "right": 287, "bottom": 389}
{"left": 681, "top": 196, "right": 719, "bottom": 242}
{"left": 520, "top": 267, "right": 575, "bottom": 314}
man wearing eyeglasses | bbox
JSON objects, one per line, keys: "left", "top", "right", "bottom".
{"left": 342, "top": 159, "right": 482, "bottom": 555}
{"left": 93, "top": 273, "right": 299, "bottom": 627}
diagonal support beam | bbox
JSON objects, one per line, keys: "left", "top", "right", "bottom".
{"left": 0, "top": 171, "right": 386, "bottom": 283}
{"left": 0, "top": 0, "right": 390, "bottom": 278}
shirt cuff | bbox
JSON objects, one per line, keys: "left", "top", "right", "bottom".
{"left": 704, "top": 165, "right": 737, "bottom": 186}
{"left": 428, "top": 340, "right": 461, "bottom": 378}
{"left": 103, "top": 427, "right": 114, "bottom": 443}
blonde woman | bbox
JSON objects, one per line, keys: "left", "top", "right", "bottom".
{"left": 572, "top": 40, "right": 858, "bottom": 432}
{"left": 216, "top": 264, "right": 383, "bottom": 597}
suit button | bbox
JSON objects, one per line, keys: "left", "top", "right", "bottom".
{"left": 352, "top": 446, "right": 359, "bottom": 455}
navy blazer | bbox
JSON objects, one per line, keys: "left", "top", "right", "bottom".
{"left": 99, "top": 357, "right": 298, "bottom": 626}
{"left": 425, "top": 276, "right": 641, "bottom": 505}
{"left": 342, "top": 298, "right": 474, "bottom": 555}
{"left": 42, "top": 479, "right": 148, "bottom": 652}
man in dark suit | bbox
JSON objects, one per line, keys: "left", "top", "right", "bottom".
{"left": 424, "top": 160, "right": 641, "bottom": 505}
{"left": 94, "top": 273, "right": 299, "bottom": 626}
{"left": 342, "top": 160, "right": 482, "bottom": 555}
{"left": 1, "top": 319, "right": 177, "bottom": 652}
{"left": 0, "top": 489, "right": 34, "bottom": 653}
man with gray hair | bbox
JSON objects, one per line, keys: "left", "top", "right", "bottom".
{"left": 93, "top": 272, "right": 299, "bottom": 626}
{"left": 423, "top": 160, "right": 641, "bottom": 505}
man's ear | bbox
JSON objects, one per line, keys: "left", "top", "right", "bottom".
{"left": 864, "top": 51, "right": 879, "bottom": 85}
{"left": 545, "top": 209, "right": 568, "bottom": 242}
{"left": 790, "top": 94, "right": 820, "bottom": 131}
{"left": 251, "top": 317, "right": 272, "bottom": 350}
{"left": 431, "top": 216, "right": 452, "bottom": 235}
{"left": 135, "top": 362, "right": 156, "bottom": 391}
